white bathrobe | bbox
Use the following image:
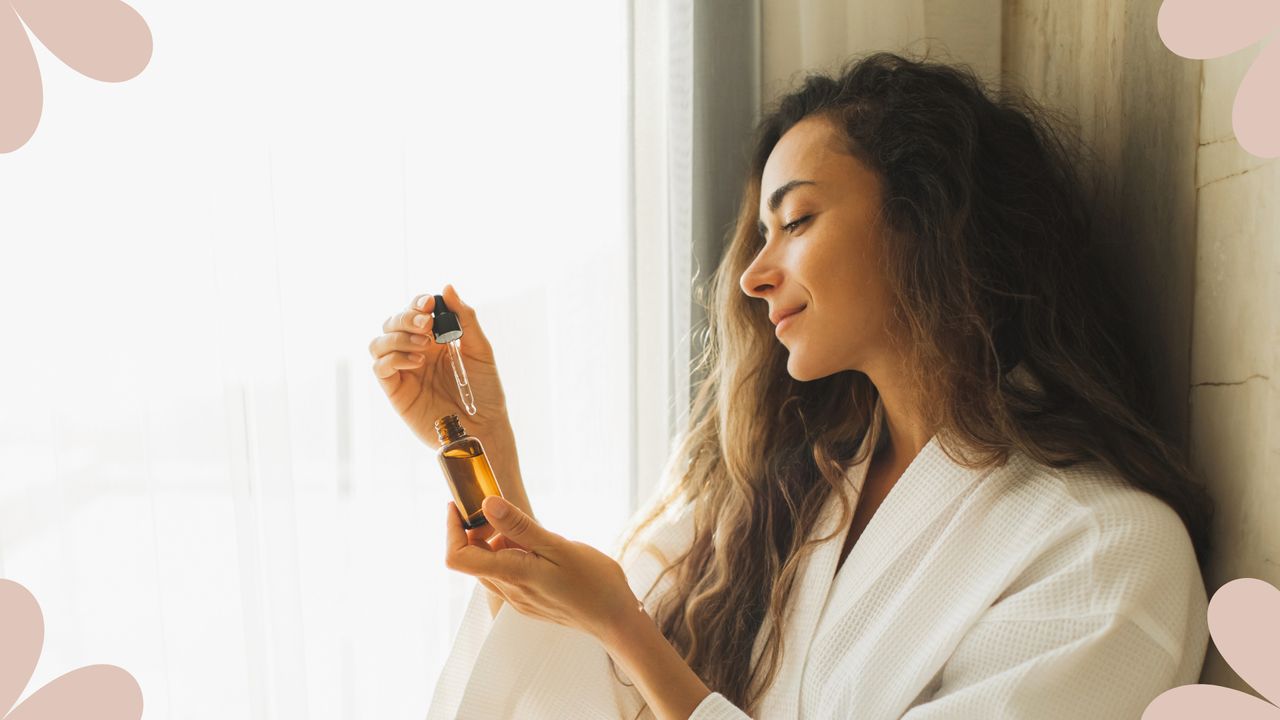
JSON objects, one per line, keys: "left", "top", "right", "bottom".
{"left": 426, "top": 434, "right": 1209, "bottom": 719}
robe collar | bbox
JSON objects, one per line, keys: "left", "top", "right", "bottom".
{"left": 750, "top": 428, "right": 995, "bottom": 718}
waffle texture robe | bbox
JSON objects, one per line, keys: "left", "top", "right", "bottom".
{"left": 426, "top": 434, "right": 1209, "bottom": 719}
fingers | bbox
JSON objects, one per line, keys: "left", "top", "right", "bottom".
{"left": 465, "top": 520, "right": 497, "bottom": 544}
{"left": 445, "top": 501, "right": 536, "bottom": 583}
{"left": 381, "top": 292, "right": 440, "bottom": 336}
{"left": 412, "top": 293, "right": 436, "bottom": 313}
{"left": 478, "top": 577, "right": 507, "bottom": 601}
{"left": 480, "top": 496, "right": 562, "bottom": 558}
{"left": 370, "top": 294, "right": 440, "bottom": 388}
{"left": 371, "top": 349, "right": 426, "bottom": 380}
{"left": 367, "top": 330, "right": 432, "bottom": 359}
{"left": 487, "top": 532, "right": 529, "bottom": 553}
{"left": 381, "top": 287, "right": 469, "bottom": 339}
{"left": 373, "top": 287, "right": 488, "bottom": 381}
{"left": 456, "top": 513, "right": 520, "bottom": 598}
{"left": 441, "top": 284, "right": 471, "bottom": 317}
{"left": 446, "top": 501, "right": 484, "bottom": 562}
{"left": 441, "top": 284, "right": 495, "bottom": 356}
{"left": 381, "top": 308, "right": 435, "bottom": 336}
{"left": 465, "top": 522, "right": 529, "bottom": 552}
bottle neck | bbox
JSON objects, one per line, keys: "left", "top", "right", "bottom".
{"left": 434, "top": 414, "right": 467, "bottom": 444}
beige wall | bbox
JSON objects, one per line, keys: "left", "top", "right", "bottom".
{"left": 1002, "top": 0, "right": 1200, "bottom": 445}
{"left": 1187, "top": 42, "right": 1279, "bottom": 690}
{"left": 761, "top": 0, "right": 1002, "bottom": 103}
{"left": 763, "top": 0, "right": 1279, "bottom": 692}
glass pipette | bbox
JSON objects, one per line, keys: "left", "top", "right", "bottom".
{"left": 430, "top": 293, "right": 477, "bottom": 416}
{"left": 445, "top": 339, "right": 476, "bottom": 415}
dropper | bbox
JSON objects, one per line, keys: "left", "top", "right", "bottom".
{"left": 430, "top": 294, "right": 477, "bottom": 415}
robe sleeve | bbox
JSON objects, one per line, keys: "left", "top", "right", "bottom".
{"left": 425, "top": 580, "right": 498, "bottom": 720}
{"left": 675, "top": 492, "right": 1204, "bottom": 720}
{"left": 428, "top": 492, "right": 705, "bottom": 719}
{"left": 687, "top": 691, "right": 752, "bottom": 719}
{"left": 898, "top": 485, "right": 1207, "bottom": 720}
{"left": 898, "top": 612, "right": 1182, "bottom": 719}
{"left": 686, "top": 614, "right": 1184, "bottom": 720}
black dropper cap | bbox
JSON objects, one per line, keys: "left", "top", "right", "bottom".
{"left": 431, "top": 294, "right": 463, "bottom": 344}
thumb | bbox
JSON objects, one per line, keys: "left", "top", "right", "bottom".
{"left": 483, "top": 496, "right": 560, "bottom": 553}
{"left": 442, "top": 283, "right": 495, "bottom": 358}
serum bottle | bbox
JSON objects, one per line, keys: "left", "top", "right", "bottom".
{"left": 436, "top": 413, "right": 503, "bottom": 529}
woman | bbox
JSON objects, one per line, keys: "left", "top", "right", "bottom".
{"left": 371, "top": 52, "right": 1214, "bottom": 719}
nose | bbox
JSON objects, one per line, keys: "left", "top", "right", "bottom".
{"left": 739, "top": 247, "right": 782, "bottom": 299}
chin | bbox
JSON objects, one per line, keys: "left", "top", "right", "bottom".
{"left": 785, "top": 354, "right": 823, "bottom": 382}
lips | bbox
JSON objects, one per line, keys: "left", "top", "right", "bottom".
{"left": 770, "top": 305, "right": 806, "bottom": 326}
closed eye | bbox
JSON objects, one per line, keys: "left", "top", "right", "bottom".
{"left": 783, "top": 215, "right": 811, "bottom": 234}
{"left": 755, "top": 215, "right": 812, "bottom": 247}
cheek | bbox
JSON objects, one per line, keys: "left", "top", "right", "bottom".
{"left": 803, "top": 244, "right": 873, "bottom": 310}
{"left": 804, "top": 247, "right": 892, "bottom": 340}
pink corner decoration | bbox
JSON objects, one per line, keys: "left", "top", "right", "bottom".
{"left": 0, "top": 579, "right": 142, "bottom": 719}
{"left": 1143, "top": 578, "right": 1280, "bottom": 719}
{"left": 1157, "top": 0, "right": 1280, "bottom": 158}
{"left": 0, "top": 0, "right": 152, "bottom": 153}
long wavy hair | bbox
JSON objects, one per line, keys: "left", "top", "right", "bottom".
{"left": 611, "top": 51, "right": 1214, "bottom": 714}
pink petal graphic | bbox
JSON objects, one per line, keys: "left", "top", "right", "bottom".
{"left": 1143, "top": 684, "right": 1280, "bottom": 719}
{"left": 1234, "top": 38, "right": 1280, "bottom": 158}
{"left": 0, "top": 4, "right": 42, "bottom": 153}
{"left": 4, "top": 665, "right": 142, "bottom": 720}
{"left": 0, "top": 580, "right": 143, "bottom": 720}
{"left": 8, "top": 0, "right": 151, "bottom": 82}
{"left": 0, "top": 580, "right": 43, "bottom": 717}
{"left": 1157, "top": 0, "right": 1280, "bottom": 59}
{"left": 1208, "top": 578, "right": 1280, "bottom": 705}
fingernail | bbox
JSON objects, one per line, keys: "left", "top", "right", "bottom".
{"left": 485, "top": 496, "right": 508, "bottom": 519}
{"left": 416, "top": 295, "right": 428, "bottom": 310}
{"left": 413, "top": 314, "right": 428, "bottom": 328}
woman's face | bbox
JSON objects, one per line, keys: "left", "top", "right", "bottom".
{"left": 740, "top": 114, "right": 899, "bottom": 382}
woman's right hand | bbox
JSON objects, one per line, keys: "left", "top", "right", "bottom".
{"left": 369, "top": 283, "right": 513, "bottom": 451}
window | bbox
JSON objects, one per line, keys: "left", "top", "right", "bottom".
{"left": 0, "top": 2, "right": 633, "bottom": 716}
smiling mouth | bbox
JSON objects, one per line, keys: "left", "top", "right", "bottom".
{"left": 771, "top": 305, "right": 807, "bottom": 325}
{"left": 775, "top": 308, "right": 804, "bottom": 333}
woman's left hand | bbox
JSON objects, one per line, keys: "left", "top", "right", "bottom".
{"left": 444, "top": 495, "right": 641, "bottom": 641}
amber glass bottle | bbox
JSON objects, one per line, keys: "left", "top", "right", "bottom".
{"left": 435, "top": 414, "right": 504, "bottom": 529}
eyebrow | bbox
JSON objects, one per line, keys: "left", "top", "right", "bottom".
{"left": 757, "top": 179, "right": 817, "bottom": 238}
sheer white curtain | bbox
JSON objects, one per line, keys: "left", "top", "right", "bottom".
{"left": 0, "top": 2, "right": 637, "bottom": 718}
{"left": 631, "top": 0, "right": 762, "bottom": 508}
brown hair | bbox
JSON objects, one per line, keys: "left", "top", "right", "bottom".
{"left": 612, "top": 50, "right": 1214, "bottom": 714}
